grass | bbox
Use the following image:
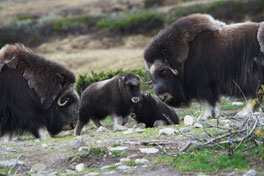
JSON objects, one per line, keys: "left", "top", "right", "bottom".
{"left": 124, "top": 160, "right": 137, "bottom": 166}
{"left": 39, "top": 135, "right": 74, "bottom": 142}
{"left": 220, "top": 103, "right": 245, "bottom": 111}
{"left": 15, "top": 14, "right": 37, "bottom": 21}
{"left": 112, "top": 150, "right": 126, "bottom": 157}
{"left": 89, "top": 147, "right": 107, "bottom": 157}
{"left": 154, "top": 143, "right": 264, "bottom": 173}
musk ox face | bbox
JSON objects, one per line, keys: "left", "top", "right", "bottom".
{"left": 147, "top": 60, "right": 188, "bottom": 107}
{"left": 118, "top": 73, "right": 141, "bottom": 104}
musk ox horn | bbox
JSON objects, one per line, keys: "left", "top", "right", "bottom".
{"left": 143, "top": 80, "right": 152, "bottom": 84}
{"left": 131, "top": 97, "right": 140, "bottom": 103}
{"left": 57, "top": 96, "right": 69, "bottom": 107}
{"left": 130, "top": 113, "right": 136, "bottom": 119}
{"left": 168, "top": 67, "right": 179, "bottom": 76}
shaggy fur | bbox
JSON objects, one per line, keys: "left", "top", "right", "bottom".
{"left": 75, "top": 73, "right": 141, "bottom": 135}
{"left": 0, "top": 44, "right": 80, "bottom": 139}
{"left": 132, "top": 93, "right": 179, "bottom": 127}
{"left": 144, "top": 14, "right": 264, "bottom": 111}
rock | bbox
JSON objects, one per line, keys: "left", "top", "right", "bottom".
{"left": 101, "top": 163, "right": 122, "bottom": 170}
{"left": 127, "top": 154, "right": 139, "bottom": 159}
{"left": 6, "top": 147, "right": 16, "bottom": 152}
{"left": 76, "top": 163, "right": 85, "bottom": 172}
{"left": 184, "top": 115, "right": 197, "bottom": 125}
{"left": 78, "top": 146, "right": 89, "bottom": 152}
{"left": 0, "top": 159, "right": 24, "bottom": 167}
{"left": 96, "top": 140, "right": 102, "bottom": 144}
{"left": 35, "top": 139, "right": 41, "bottom": 143}
{"left": 30, "top": 163, "right": 47, "bottom": 172}
{"left": 141, "top": 165, "right": 148, "bottom": 168}
{"left": 41, "top": 143, "right": 48, "bottom": 149}
{"left": 159, "top": 128, "right": 176, "bottom": 136}
{"left": 139, "top": 148, "right": 159, "bottom": 154}
{"left": 86, "top": 172, "right": 98, "bottom": 176}
{"left": 47, "top": 172, "right": 59, "bottom": 176}
{"left": 227, "top": 171, "right": 236, "bottom": 176}
{"left": 104, "top": 171, "right": 117, "bottom": 175}
{"left": 120, "top": 158, "right": 131, "bottom": 162}
{"left": 232, "top": 102, "right": 244, "bottom": 106}
{"left": 194, "top": 123, "right": 203, "bottom": 128}
{"left": 221, "top": 120, "right": 231, "bottom": 123}
{"left": 123, "top": 129, "right": 134, "bottom": 134}
{"left": 135, "top": 159, "right": 149, "bottom": 164}
{"left": 117, "top": 165, "right": 130, "bottom": 170}
{"left": 108, "top": 146, "right": 128, "bottom": 151}
{"left": 96, "top": 126, "right": 107, "bottom": 132}
{"left": 72, "top": 137, "right": 86, "bottom": 149}
{"left": 179, "top": 127, "right": 191, "bottom": 133}
{"left": 135, "top": 128, "right": 145, "bottom": 133}
{"left": 243, "top": 170, "right": 256, "bottom": 176}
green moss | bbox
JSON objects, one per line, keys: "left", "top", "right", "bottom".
{"left": 112, "top": 150, "right": 126, "bottom": 157}
{"left": 15, "top": 14, "right": 37, "bottom": 21}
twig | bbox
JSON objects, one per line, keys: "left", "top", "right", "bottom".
{"left": 8, "top": 155, "right": 22, "bottom": 175}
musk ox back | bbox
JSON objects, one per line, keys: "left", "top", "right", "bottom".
{"left": 131, "top": 93, "right": 179, "bottom": 128}
{"left": 74, "top": 73, "right": 141, "bottom": 135}
{"left": 144, "top": 14, "right": 264, "bottom": 120}
{"left": 0, "top": 44, "right": 80, "bottom": 142}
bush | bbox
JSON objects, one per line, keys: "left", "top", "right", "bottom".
{"left": 75, "top": 68, "right": 152, "bottom": 95}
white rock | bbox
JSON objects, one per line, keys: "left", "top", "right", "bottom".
{"left": 78, "top": 146, "right": 89, "bottom": 152}
{"left": 127, "top": 154, "right": 139, "bottom": 159}
{"left": 135, "top": 159, "right": 149, "bottom": 164}
{"left": 75, "top": 163, "right": 85, "bottom": 172}
{"left": 0, "top": 160, "right": 24, "bottom": 167}
{"left": 227, "top": 171, "right": 236, "bottom": 176}
{"left": 243, "top": 170, "right": 257, "bottom": 176}
{"left": 139, "top": 148, "right": 159, "bottom": 154}
{"left": 108, "top": 146, "right": 128, "bottom": 151}
{"left": 159, "top": 128, "right": 176, "bottom": 136}
{"left": 135, "top": 128, "right": 145, "bottom": 133}
{"left": 41, "top": 143, "right": 48, "bottom": 149}
{"left": 101, "top": 163, "right": 122, "bottom": 170}
{"left": 30, "top": 163, "right": 47, "bottom": 172}
{"left": 120, "top": 158, "right": 131, "bottom": 162}
{"left": 179, "top": 127, "right": 191, "bottom": 133}
{"left": 220, "top": 120, "right": 231, "bottom": 123}
{"left": 86, "top": 172, "right": 98, "bottom": 176}
{"left": 232, "top": 102, "right": 244, "bottom": 106}
{"left": 96, "top": 140, "right": 102, "bottom": 144}
{"left": 47, "top": 172, "right": 59, "bottom": 176}
{"left": 141, "top": 165, "right": 148, "bottom": 168}
{"left": 104, "top": 171, "right": 117, "bottom": 175}
{"left": 117, "top": 165, "right": 130, "bottom": 170}
{"left": 194, "top": 123, "right": 203, "bottom": 128}
{"left": 123, "top": 129, "right": 134, "bottom": 134}
{"left": 184, "top": 115, "right": 197, "bottom": 125}
{"left": 72, "top": 137, "right": 86, "bottom": 149}
{"left": 96, "top": 126, "right": 107, "bottom": 132}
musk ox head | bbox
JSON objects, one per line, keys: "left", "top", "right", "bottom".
{"left": 144, "top": 14, "right": 225, "bottom": 107}
{"left": 116, "top": 73, "right": 141, "bottom": 104}
{"left": 0, "top": 44, "right": 80, "bottom": 138}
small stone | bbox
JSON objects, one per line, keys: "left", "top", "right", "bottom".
{"left": 243, "top": 169, "right": 256, "bottom": 176}
{"left": 108, "top": 146, "right": 128, "bottom": 151}
{"left": 141, "top": 165, "right": 148, "bottom": 168}
{"left": 0, "top": 160, "right": 24, "bottom": 167}
{"left": 72, "top": 137, "right": 86, "bottom": 149}
{"left": 232, "top": 102, "right": 244, "bottom": 106}
{"left": 123, "top": 129, "right": 134, "bottom": 134}
{"left": 120, "top": 158, "right": 131, "bottom": 162}
{"left": 179, "top": 127, "right": 191, "bottom": 133}
{"left": 135, "top": 128, "right": 145, "bottom": 133}
{"left": 221, "top": 120, "right": 231, "bottom": 124}
{"left": 48, "top": 172, "right": 59, "bottom": 176}
{"left": 104, "top": 170, "right": 117, "bottom": 175}
{"left": 41, "top": 143, "right": 48, "bottom": 149}
{"left": 101, "top": 163, "right": 122, "bottom": 170}
{"left": 34, "top": 139, "right": 41, "bottom": 143}
{"left": 76, "top": 163, "right": 85, "bottom": 172}
{"left": 78, "top": 146, "right": 89, "bottom": 152}
{"left": 117, "top": 165, "right": 130, "bottom": 170}
{"left": 96, "top": 126, "right": 107, "bottom": 132}
{"left": 194, "top": 123, "right": 203, "bottom": 128}
{"left": 159, "top": 128, "right": 176, "bottom": 136}
{"left": 127, "top": 154, "right": 139, "bottom": 159}
{"left": 135, "top": 159, "right": 149, "bottom": 164}
{"left": 139, "top": 148, "right": 159, "bottom": 154}
{"left": 86, "top": 172, "right": 98, "bottom": 176}
{"left": 30, "top": 163, "right": 47, "bottom": 172}
{"left": 184, "top": 115, "right": 197, "bottom": 125}
{"left": 96, "top": 140, "right": 102, "bottom": 144}
{"left": 6, "top": 147, "right": 16, "bottom": 152}
{"left": 227, "top": 171, "right": 236, "bottom": 176}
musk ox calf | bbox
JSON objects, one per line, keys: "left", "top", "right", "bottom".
{"left": 144, "top": 13, "right": 264, "bottom": 121}
{"left": 131, "top": 93, "right": 179, "bottom": 128}
{"left": 0, "top": 44, "right": 80, "bottom": 142}
{"left": 74, "top": 73, "right": 141, "bottom": 135}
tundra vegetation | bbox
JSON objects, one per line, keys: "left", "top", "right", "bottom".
{"left": 0, "top": 0, "right": 264, "bottom": 175}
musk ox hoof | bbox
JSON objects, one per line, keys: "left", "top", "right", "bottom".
{"left": 236, "top": 99, "right": 253, "bottom": 117}
{"left": 133, "top": 123, "right": 146, "bottom": 129}
{"left": 113, "top": 124, "right": 127, "bottom": 131}
{"left": 153, "top": 120, "right": 166, "bottom": 127}
{"left": 96, "top": 126, "right": 108, "bottom": 132}
{"left": 38, "top": 128, "right": 51, "bottom": 139}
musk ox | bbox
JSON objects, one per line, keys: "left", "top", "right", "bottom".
{"left": 144, "top": 13, "right": 264, "bottom": 120}
{"left": 131, "top": 93, "right": 179, "bottom": 128}
{"left": 74, "top": 73, "right": 141, "bottom": 135}
{"left": 0, "top": 44, "right": 80, "bottom": 142}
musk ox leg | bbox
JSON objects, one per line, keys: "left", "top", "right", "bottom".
{"left": 153, "top": 120, "right": 167, "bottom": 127}
{"left": 198, "top": 101, "right": 219, "bottom": 121}
{"left": 74, "top": 121, "right": 86, "bottom": 136}
{"left": 112, "top": 116, "right": 127, "bottom": 131}
{"left": 38, "top": 128, "right": 51, "bottom": 139}
{"left": 2, "top": 132, "right": 13, "bottom": 143}
{"left": 236, "top": 99, "right": 253, "bottom": 117}
{"left": 121, "top": 116, "right": 129, "bottom": 126}
{"left": 92, "top": 119, "right": 103, "bottom": 128}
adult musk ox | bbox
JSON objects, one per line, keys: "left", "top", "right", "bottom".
{"left": 131, "top": 93, "right": 179, "bottom": 128}
{"left": 0, "top": 44, "right": 80, "bottom": 142}
{"left": 74, "top": 73, "right": 141, "bottom": 135}
{"left": 144, "top": 13, "right": 264, "bottom": 120}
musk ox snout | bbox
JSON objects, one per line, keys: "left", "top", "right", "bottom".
{"left": 158, "top": 93, "right": 174, "bottom": 103}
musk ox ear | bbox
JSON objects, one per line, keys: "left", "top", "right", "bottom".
{"left": 258, "top": 22, "right": 264, "bottom": 54}
{"left": 170, "top": 14, "right": 225, "bottom": 64}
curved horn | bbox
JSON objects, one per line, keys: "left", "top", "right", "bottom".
{"left": 168, "top": 67, "right": 178, "bottom": 76}
{"left": 143, "top": 80, "right": 152, "bottom": 84}
{"left": 131, "top": 97, "right": 140, "bottom": 103}
{"left": 130, "top": 113, "right": 136, "bottom": 119}
{"left": 57, "top": 96, "right": 69, "bottom": 107}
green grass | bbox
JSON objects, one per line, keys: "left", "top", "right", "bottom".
{"left": 39, "top": 135, "right": 74, "bottom": 142}
{"left": 15, "top": 14, "right": 37, "bottom": 21}
{"left": 220, "top": 103, "right": 245, "bottom": 111}
{"left": 112, "top": 150, "right": 126, "bottom": 157}
{"left": 154, "top": 144, "right": 264, "bottom": 173}
{"left": 112, "top": 143, "right": 121, "bottom": 147}
{"left": 124, "top": 160, "right": 137, "bottom": 166}
{"left": 89, "top": 147, "right": 107, "bottom": 157}
{"left": 0, "top": 168, "right": 16, "bottom": 174}
{"left": 96, "top": 10, "right": 163, "bottom": 31}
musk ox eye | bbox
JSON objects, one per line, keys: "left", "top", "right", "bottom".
{"left": 159, "top": 69, "right": 167, "bottom": 76}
